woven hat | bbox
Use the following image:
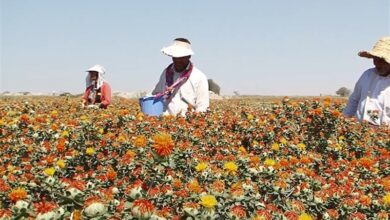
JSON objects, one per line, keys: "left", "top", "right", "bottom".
{"left": 161, "top": 40, "right": 194, "bottom": 58}
{"left": 359, "top": 37, "right": 390, "bottom": 64}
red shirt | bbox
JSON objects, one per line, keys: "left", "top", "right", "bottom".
{"left": 83, "top": 82, "right": 112, "bottom": 108}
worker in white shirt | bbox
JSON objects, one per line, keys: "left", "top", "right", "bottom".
{"left": 152, "top": 38, "right": 210, "bottom": 116}
{"left": 343, "top": 37, "right": 390, "bottom": 126}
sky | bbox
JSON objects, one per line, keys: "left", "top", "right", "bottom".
{"left": 1, "top": 0, "right": 389, "bottom": 96}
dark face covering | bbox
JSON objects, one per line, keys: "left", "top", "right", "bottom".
{"left": 374, "top": 57, "right": 390, "bottom": 76}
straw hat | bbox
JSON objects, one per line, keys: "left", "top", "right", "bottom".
{"left": 161, "top": 40, "right": 194, "bottom": 58}
{"left": 359, "top": 37, "right": 390, "bottom": 64}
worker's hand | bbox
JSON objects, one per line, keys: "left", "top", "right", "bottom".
{"left": 166, "top": 86, "right": 174, "bottom": 94}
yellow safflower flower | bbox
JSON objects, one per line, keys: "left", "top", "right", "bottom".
{"left": 134, "top": 135, "right": 147, "bottom": 148}
{"left": 224, "top": 161, "right": 238, "bottom": 173}
{"left": 271, "top": 143, "right": 279, "bottom": 151}
{"left": 195, "top": 162, "right": 208, "bottom": 172}
{"left": 280, "top": 138, "right": 287, "bottom": 145}
{"left": 200, "top": 195, "right": 217, "bottom": 209}
{"left": 44, "top": 167, "right": 56, "bottom": 176}
{"left": 264, "top": 158, "right": 276, "bottom": 167}
{"left": 238, "top": 146, "right": 247, "bottom": 154}
{"left": 299, "top": 213, "right": 313, "bottom": 220}
{"left": 247, "top": 114, "right": 254, "bottom": 120}
{"left": 56, "top": 160, "right": 66, "bottom": 169}
{"left": 383, "top": 192, "right": 390, "bottom": 206}
{"left": 297, "top": 143, "right": 306, "bottom": 151}
{"left": 86, "top": 147, "right": 95, "bottom": 155}
{"left": 62, "top": 130, "right": 69, "bottom": 137}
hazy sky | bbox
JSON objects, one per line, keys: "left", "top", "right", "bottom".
{"left": 1, "top": 0, "right": 389, "bottom": 95}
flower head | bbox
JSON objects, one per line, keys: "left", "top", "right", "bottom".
{"left": 152, "top": 133, "right": 174, "bottom": 157}
{"left": 224, "top": 161, "right": 238, "bottom": 173}
{"left": 195, "top": 162, "right": 208, "bottom": 172}
{"left": 44, "top": 167, "right": 56, "bottom": 176}
{"left": 56, "top": 160, "right": 66, "bottom": 169}
{"left": 383, "top": 192, "right": 390, "bottom": 206}
{"left": 134, "top": 135, "right": 147, "bottom": 148}
{"left": 86, "top": 147, "right": 95, "bottom": 155}
{"left": 132, "top": 199, "right": 155, "bottom": 219}
{"left": 264, "top": 158, "right": 276, "bottom": 167}
{"left": 299, "top": 213, "right": 313, "bottom": 220}
{"left": 200, "top": 195, "right": 217, "bottom": 209}
{"left": 8, "top": 188, "right": 28, "bottom": 203}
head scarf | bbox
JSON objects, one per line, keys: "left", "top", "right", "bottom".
{"left": 86, "top": 65, "right": 106, "bottom": 89}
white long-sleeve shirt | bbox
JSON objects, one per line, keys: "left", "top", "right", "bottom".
{"left": 343, "top": 68, "right": 390, "bottom": 126}
{"left": 152, "top": 65, "right": 210, "bottom": 116}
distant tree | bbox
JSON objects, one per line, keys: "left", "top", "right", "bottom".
{"left": 233, "top": 91, "right": 240, "bottom": 96}
{"left": 336, "top": 87, "right": 351, "bottom": 97}
{"left": 208, "top": 79, "right": 221, "bottom": 95}
{"left": 59, "top": 92, "right": 72, "bottom": 97}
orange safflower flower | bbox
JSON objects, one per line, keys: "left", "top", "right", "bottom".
{"left": 132, "top": 199, "right": 155, "bottom": 215}
{"left": 254, "top": 210, "right": 272, "bottom": 220}
{"left": 359, "top": 195, "right": 371, "bottom": 207}
{"left": 314, "top": 108, "right": 322, "bottom": 116}
{"left": 284, "top": 211, "right": 299, "bottom": 219}
{"left": 0, "top": 179, "right": 10, "bottom": 192}
{"left": 230, "top": 205, "right": 246, "bottom": 218}
{"left": 358, "top": 157, "right": 375, "bottom": 169}
{"left": 250, "top": 156, "right": 260, "bottom": 166}
{"left": 20, "top": 114, "right": 29, "bottom": 123}
{"left": 278, "top": 159, "right": 289, "bottom": 168}
{"left": 326, "top": 209, "right": 339, "bottom": 219}
{"left": 174, "top": 189, "right": 189, "bottom": 198}
{"left": 72, "top": 210, "right": 82, "bottom": 220}
{"left": 134, "top": 135, "right": 147, "bottom": 148}
{"left": 172, "top": 179, "right": 183, "bottom": 189}
{"left": 210, "top": 180, "right": 225, "bottom": 193}
{"left": 331, "top": 110, "right": 341, "bottom": 117}
{"left": 289, "top": 156, "right": 299, "bottom": 165}
{"left": 56, "top": 138, "right": 66, "bottom": 152}
{"left": 230, "top": 183, "right": 244, "bottom": 197}
{"left": 274, "top": 180, "right": 288, "bottom": 189}
{"left": 187, "top": 179, "right": 202, "bottom": 193}
{"left": 106, "top": 169, "right": 117, "bottom": 181}
{"left": 300, "top": 156, "right": 311, "bottom": 165}
{"left": 152, "top": 133, "right": 174, "bottom": 157}
{"left": 8, "top": 188, "right": 28, "bottom": 202}
{"left": 34, "top": 201, "right": 58, "bottom": 214}
{"left": 183, "top": 201, "right": 199, "bottom": 209}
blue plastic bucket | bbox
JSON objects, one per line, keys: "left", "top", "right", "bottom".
{"left": 139, "top": 96, "right": 164, "bottom": 116}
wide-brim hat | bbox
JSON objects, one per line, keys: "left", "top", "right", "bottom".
{"left": 359, "top": 36, "right": 390, "bottom": 64}
{"left": 161, "top": 40, "right": 194, "bottom": 58}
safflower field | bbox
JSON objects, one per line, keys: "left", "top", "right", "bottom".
{"left": 0, "top": 96, "right": 389, "bottom": 220}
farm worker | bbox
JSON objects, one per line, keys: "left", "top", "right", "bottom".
{"left": 343, "top": 37, "right": 390, "bottom": 126}
{"left": 152, "top": 38, "right": 209, "bottom": 116}
{"left": 83, "top": 65, "right": 112, "bottom": 109}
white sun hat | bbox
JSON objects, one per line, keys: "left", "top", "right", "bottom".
{"left": 359, "top": 36, "right": 390, "bottom": 64}
{"left": 161, "top": 40, "right": 194, "bottom": 58}
{"left": 86, "top": 64, "right": 106, "bottom": 74}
